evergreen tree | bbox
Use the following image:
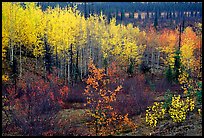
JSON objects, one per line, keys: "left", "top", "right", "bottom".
{"left": 173, "top": 49, "right": 181, "bottom": 83}
{"left": 127, "top": 58, "right": 134, "bottom": 77}
{"left": 166, "top": 65, "right": 173, "bottom": 84}
{"left": 154, "top": 11, "right": 158, "bottom": 30}
{"left": 44, "top": 39, "right": 52, "bottom": 74}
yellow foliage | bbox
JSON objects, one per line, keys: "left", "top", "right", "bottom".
{"left": 146, "top": 94, "right": 196, "bottom": 127}
{"left": 146, "top": 102, "right": 166, "bottom": 127}
{"left": 198, "top": 109, "right": 202, "bottom": 116}
{"left": 2, "top": 74, "right": 9, "bottom": 82}
{"left": 84, "top": 60, "right": 135, "bottom": 135}
{"left": 159, "top": 29, "right": 178, "bottom": 68}
{"left": 169, "top": 95, "right": 195, "bottom": 123}
{"left": 180, "top": 27, "right": 200, "bottom": 72}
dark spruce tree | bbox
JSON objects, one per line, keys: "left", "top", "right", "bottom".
{"left": 154, "top": 10, "right": 158, "bottom": 30}
{"left": 103, "top": 57, "right": 108, "bottom": 74}
{"left": 173, "top": 49, "right": 181, "bottom": 83}
{"left": 173, "top": 22, "right": 184, "bottom": 83}
{"left": 84, "top": 2, "right": 87, "bottom": 19}
{"left": 127, "top": 58, "right": 135, "bottom": 77}
{"left": 44, "top": 38, "right": 52, "bottom": 74}
{"left": 165, "top": 65, "right": 174, "bottom": 85}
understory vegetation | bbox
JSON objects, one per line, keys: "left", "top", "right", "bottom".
{"left": 2, "top": 2, "right": 202, "bottom": 136}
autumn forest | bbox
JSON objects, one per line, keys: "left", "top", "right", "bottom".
{"left": 2, "top": 2, "right": 202, "bottom": 136}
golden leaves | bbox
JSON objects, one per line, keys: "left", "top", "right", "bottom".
{"left": 115, "top": 85, "right": 122, "bottom": 92}
{"left": 146, "top": 102, "right": 166, "bottom": 127}
{"left": 2, "top": 74, "right": 9, "bottom": 82}
{"left": 169, "top": 95, "right": 195, "bottom": 123}
{"left": 180, "top": 27, "right": 200, "bottom": 74}
{"left": 198, "top": 109, "right": 202, "bottom": 116}
{"left": 146, "top": 94, "right": 196, "bottom": 127}
{"left": 83, "top": 60, "right": 135, "bottom": 135}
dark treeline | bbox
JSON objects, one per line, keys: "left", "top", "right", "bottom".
{"left": 37, "top": 2, "right": 202, "bottom": 12}
{"left": 37, "top": 2, "right": 202, "bottom": 15}
{"left": 36, "top": 2, "right": 202, "bottom": 30}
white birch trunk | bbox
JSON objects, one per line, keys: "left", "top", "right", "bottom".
{"left": 84, "top": 48, "right": 87, "bottom": 76}
{"left": 10, "top": 41, "right": 13, "bottom": 66}
{"left": 157, "top": 51, "right": 160, "bottom": 71}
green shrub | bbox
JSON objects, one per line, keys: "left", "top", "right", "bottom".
{"left": 162, "top": 89, "right": 173, "bottom": 110}
{"left": 165, "top": 66, "right": 174, "bottom": 84}
{"left": 196, "top": 81, "right": 202, "bottom": 105}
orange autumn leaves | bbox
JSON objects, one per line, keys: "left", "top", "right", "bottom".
{"left": 83, "top": 59, "right": 136, "bottom": 135}
{"left": 84, "top": 59, "right": 122, "bottom": 107}
{"left": 181, "top": 27, "right": 200, "bottom": 71}
{"left": 159, "top": 28, "right": 178, "bottom": 68}
{"left": 158, "top": 26, "right": 200, "bottom": 68}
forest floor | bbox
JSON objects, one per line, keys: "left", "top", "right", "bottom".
{"left": 2, "top": 95, "right": 202, "bottom": 136}
{"left": 56, "top": 96, "right": 202, "bottom": 136}
{"left": 2, "top": 60, "right": 202, "bottom": 136}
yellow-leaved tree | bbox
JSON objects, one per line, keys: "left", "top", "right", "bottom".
{"left": 159, "top": 28, "right": 178, "bottom": 69}
{"left": 178, "top": 27, "right": 200, "bottom": 95}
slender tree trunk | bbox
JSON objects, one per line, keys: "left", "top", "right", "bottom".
{"left": 95, "top": 47, "right": 98, "bottom": 68}
{"left": 84, "top": 2, "right": 87, "bottom": 19}
{"left": 35, "top": 56, "right": 38, "bottom": 72}
{"left": 75, "top": 48, "right": 79, "bottom": 82}
{"left": 151, "top": 49, "right": 154, "bottom": 74}
{"left": 98, "top": 29, "right": 102, "bottom": 68}
{"left": 157, "top": 51, "right": 160, "bottom": 71}
{"left": 80, "top": 47, "right": 83, "bottom": 80}
{"left": 92, "top": 44, "right": 94, "bottom": 62}
{"left": 64, "top": 50, "right": 67, "bottom": 85}
{"left": 44, "top": 60, "right": 46, "bottom": 80}
{"left": 98, "top": 47, "right": 101, "bottom": 68}
{"left": 10, "top": 7, "right": 14, "bottom": 76}
{"left": 57, "top": 61, "right": 59, "bottom": 78}
{"left": 10, "top": 41, "right": 14, "bottom": 69}
{"left": 89, "top": 37, "right": 92, "bottom": 60}
{"left": 84, "top": 48, "right": 87, "bottom": 77}
{"left": 19, "top": 44, "right": 22, "bottom": 77}
{"left": 146, "top": 52, "right": 149, "bottom": 65}
{"left": 70, "top": 44, "right": 73, "bottom": 85}
{"left": 13, "top": 55, "right": 17, "bottom": 95}
{"left": 60, "top": 58, "right": 63, "bottom": 77}
{"left": 105, "top": 57, "right": 109, "bottom": 75}
{"left": 68, "top": 55, "right": 70, "bottom": 84}
{"left": 95, "top": 110, "right": 98, "bottom": 136}
{"left": 178, "top": 24, "right": 182, "bottom": 50}
{"left": 200, "top": 35, "right": 202, "bottom": 75}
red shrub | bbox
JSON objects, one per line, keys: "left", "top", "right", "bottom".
{"left": 66, "top": 82, "right": 86, "bottom": 104}
{"left": 4, "top": 70, "right": 69, "bottom": 136}
{"left": 114, "top": 74, "right": 154, "bottom": 116}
